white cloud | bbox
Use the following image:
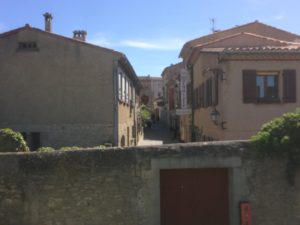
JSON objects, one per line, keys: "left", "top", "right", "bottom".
{"left": 89, "top": 33, "right": 188, "bottom": 51}
{"left": 120, "top": 38, "right": 187, "bottom": 50}
{"left": 121, "top": 40, "right": 160, "bottom": 49}
{"left": 273, "top": 15, "right": 284, "bottom": 21}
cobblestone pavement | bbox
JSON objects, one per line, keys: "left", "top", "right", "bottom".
{"left": 138, "top": 122, "right": 179, "bottom": 146}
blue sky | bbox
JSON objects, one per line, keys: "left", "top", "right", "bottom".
{"left": 0, "top": 0, "right": 299, "bottom": 76}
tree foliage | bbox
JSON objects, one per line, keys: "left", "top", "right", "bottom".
{"left": 140, "top": 104, "right": 152, "bottom": 126}
{"left": 251, "top": 108, "right": 300, "bottom": 185}
{"left": 0, "top": 128, "right": 29, "bottom": 152}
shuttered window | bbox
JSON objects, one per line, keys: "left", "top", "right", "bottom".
{"left": 243, "top": 70, "right": 257, "bottom": 103}
{"left": 256, "top": 73, "right": 279, "bottom": 102}
{"left": 194, "top": 87, "right": 198, "bottom": 108}
{"left": 283, "top": 69, "right": 296, "bottom": 103}
{"left": 243, "top": 69, "right": 296, "bottom": 104}
{"left": 213, "top": 74, "right": 219, "bottom": 106}
{"left": 195, "top": 76, "right": 219, "bottom": 109}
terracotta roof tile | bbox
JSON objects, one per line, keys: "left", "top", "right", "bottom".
{"left": 200, "top": 45, "right": 300, "bottom": 53}
{"left": 180, "top": 21, "right": 300, "bottom": 58}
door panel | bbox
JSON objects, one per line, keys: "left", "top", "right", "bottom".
{"left": 160, "top": 168, "right": 229, "bottom": 225}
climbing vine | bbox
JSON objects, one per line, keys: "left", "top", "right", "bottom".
{"left": 251, "top": 108, "right": 300, "bottom": 185}
{"left": 0, "top": 128, "right": 29, "bottom": 152}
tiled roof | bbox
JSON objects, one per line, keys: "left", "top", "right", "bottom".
{"left": 180, "top": 21, "right": 300, "bottom": 58}
{"left": 223, "top": 45, "right": 300, "bottom": 53}
{"left": 194, "top": 32, "right": 293, "bottom": 49}
{"left": 200, "top": 45, "right": 300, "bottom": 53}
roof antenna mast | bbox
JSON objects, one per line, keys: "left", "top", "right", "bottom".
{"left": 210, "top": 18, "right": 216, "bottom": 33}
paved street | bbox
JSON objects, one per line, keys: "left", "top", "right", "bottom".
{"left": 138, "top": 122, "right": 179, "bottom": 146}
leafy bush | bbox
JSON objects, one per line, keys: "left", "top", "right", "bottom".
{"left": 59, "top": 145, "right": 106, "bottom": 151}
{"left": 59, "top": 146, "right": 82, "bottom": 151}
{"left": 251, "top": 108, "right": 300, "bottom": 185}
{"left": 37, "top": 147, "right": 56, "bottom": 152}
{"left": 0, "top": 128, "right": 29, "bottom": 152}
{"left": 140, "top": 104, "right": 152, "bottom": 126}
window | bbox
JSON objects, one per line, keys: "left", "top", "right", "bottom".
{"left": 31, "top": 132, "right": 41, "bottom": 151}
{"left": 243, "top": 70, "right": 296, "bottom": 103}
{"left": 122, "top": 75, "right": 126, "bottom": 101}
{"left": 195, "top": 76, "right": 218, "bottom": 109}
{"left": 17, "top": 42, "right": 38, "bottom": 51}
{"left": 132, "top": 88, "right": 136, "bottom": 106}
{"left": 125, "top": 79, "right": 129, "bottom": 103}
{"left": 256, "top": 73, "right": 278, "bottom": 101}
{"left": 129, "top": 83, "right": 132, "bottom": 103}
{"left": 118, "top": 73, "right": 122, "bottom": 100}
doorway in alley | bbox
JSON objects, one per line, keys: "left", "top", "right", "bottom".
{"left": 160, "top": 168, "right": 229, "bottom": 225}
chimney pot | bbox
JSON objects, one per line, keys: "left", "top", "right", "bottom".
{"left": 73, "top": 30, "right": 87, "bottom": 42}
{"left": 43, "top": 12, "right": 53, "bottom": 32}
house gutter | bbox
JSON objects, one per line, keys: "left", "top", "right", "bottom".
{"left": 113, "top": 59, "right": 119, "bottom": 146}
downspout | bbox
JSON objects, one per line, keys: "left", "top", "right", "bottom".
{"left": 188, "top": 64, "right": 195, "bottom": 142}
{"left": 113, "top": 59, "right": 119, "bottom": 146}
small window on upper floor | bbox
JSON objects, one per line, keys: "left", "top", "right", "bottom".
{"left": 17, "top": 42, "right": 39, "bottom": 52}
{"left": 256, "top": 73, "right": 279, "bottom": 101}
{"left": 243, "top": 69, "right": 296, "bottom": 103}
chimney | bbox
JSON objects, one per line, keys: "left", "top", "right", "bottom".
{"left": 43, "top": 12, "right": 53, "bottom": 32}
{"left": 73, "top": 30, "right": 87, "bottom": 42}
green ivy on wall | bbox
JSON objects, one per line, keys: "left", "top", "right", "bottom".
{"left": 251, "top": 108, "right": 300, "bottom": 185}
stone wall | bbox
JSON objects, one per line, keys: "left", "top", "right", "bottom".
{"left": 5, "top": 123, "right": 114, "bottom": 149}
{"left": 0, "top": 28, "right": 116, "bottom": 148}
{"left": 0, "top": 141, "right": 299, "bottom": 225}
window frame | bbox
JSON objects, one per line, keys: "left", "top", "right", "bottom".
{"left": 255, "top": 71, "right": 280, "bottom": 103}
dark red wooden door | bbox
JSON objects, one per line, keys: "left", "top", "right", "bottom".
{"left": 160, "top": 168, "right": 229, "bottom": 225}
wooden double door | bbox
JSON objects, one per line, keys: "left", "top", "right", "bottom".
{"left": 160, "top": 168, "right": 229, "bottom": 225}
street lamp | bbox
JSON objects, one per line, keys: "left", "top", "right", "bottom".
{"left": 210, "top": 108, "right": 220, "bottom": 125}
{"left": 210, "top": 108, "right": 226, "bottom": 129}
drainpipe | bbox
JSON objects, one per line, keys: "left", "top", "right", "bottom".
{"left": 113, "top": 59, "right": 119, "bottom": 146}
{"left": 188, "top": 64, "right": 195, "bottom": 142}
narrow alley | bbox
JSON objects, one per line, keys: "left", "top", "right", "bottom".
{"left": 138, "top": 122, "right": 179, "bottom": 146}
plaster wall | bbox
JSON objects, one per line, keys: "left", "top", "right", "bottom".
{"left": 0, "top": 29, "right": 116, "bottom": 147}
{"left": 193, "top": 53, "right": 300, "bottom": 140}
{"left": 223, "top": 60, "right": 300, "bottom": 139}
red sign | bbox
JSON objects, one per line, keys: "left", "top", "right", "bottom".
{"left": 240, "top": 202, "right": 252, "bottom": 225}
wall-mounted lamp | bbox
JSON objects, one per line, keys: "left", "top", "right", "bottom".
{"left": 210, "top": 108, "right": 220, "bottom": 124}
{"left": 203, "top": 68, "right": 226, "bottom": 81}
{"left": 210, "top": 108, "right": 227, "bottom": 129}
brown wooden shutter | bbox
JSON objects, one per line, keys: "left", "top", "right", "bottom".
{"left": 213, "top": 74, "right": 219, "bottom": 106}
{"left": 243, "top": 70, "right": 257, "bottom": 103}
{"left": 283, "top": 69, "right": 296, "bottom": 103}
{"left": 201, "top": 83, "right": 205, "bottom": 108}
{"left": 197, "top": 86, "right": 200, "bottom": 107}
{"left": 194, "top": 88, "right": 197, "bottom": 108}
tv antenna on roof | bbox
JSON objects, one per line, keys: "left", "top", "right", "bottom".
{"left": 210, "top": 18, "right": 220, "bottom": 33}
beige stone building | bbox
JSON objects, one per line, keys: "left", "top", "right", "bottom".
{"left": 138, "top": 75, "right": 163, "bottom": 108}
{"left": 161, "top": 62, "right": 192, "bottom": 142}
{"left": 181, "top": 21, "right": 300, "bottom": 141}
{"left": 0, "top": 13, "right": 142, "bottom": 150}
